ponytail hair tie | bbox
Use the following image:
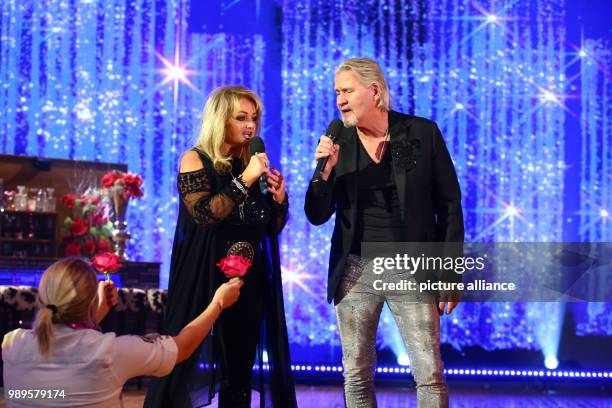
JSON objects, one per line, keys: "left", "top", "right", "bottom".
{"left": 45, "top": 304, "right": 58, "bottom": 315}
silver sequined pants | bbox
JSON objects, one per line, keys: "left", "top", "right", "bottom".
{"left": 335, "top": 254, "right": 449, "bottom": 408}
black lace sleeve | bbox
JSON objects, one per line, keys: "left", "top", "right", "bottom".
{"left": 177, "top": 167, "right": 247, "bottom": 226}
{"left": 269, "top": 194, "right": 289, "bottom": 235}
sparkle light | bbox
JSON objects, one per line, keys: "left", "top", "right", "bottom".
{"left": 159, "top": 61, "right": 192, "bottom": 87}
{"left": 538, "top": 89, "right": 561, "bottom": 105}
{"left": 504, "top": 205, "right": 520, "bottom": 218}
{"left": 281, "top": 267, "right": 318, "bottom": 296}
{"left": 484, "top": 13, "right": 500, "bottom": 25}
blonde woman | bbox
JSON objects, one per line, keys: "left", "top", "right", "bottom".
{"left": 2, "top": 257, "right": 242, "bottom": 407}
{"left": 144, "top": 86, "right": 296, "bottom": 408}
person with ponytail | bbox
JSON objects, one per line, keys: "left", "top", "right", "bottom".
{"left": 2, "top": 257, "right": 242, "bottom": 407}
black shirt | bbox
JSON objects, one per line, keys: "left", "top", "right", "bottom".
{"left": 350, "top": 138, "right": 405, "bottom": 255}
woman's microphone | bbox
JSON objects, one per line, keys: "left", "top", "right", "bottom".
{"left": 249, "top": 136, "right": 268, "bottom": 194}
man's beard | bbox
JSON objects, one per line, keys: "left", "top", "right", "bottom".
{"left": 341, "top": 111, "right": 358, "bottom": 127}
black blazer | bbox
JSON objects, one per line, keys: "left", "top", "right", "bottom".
{"left": 304, "top": 111, "right": 464, "bottom": 303}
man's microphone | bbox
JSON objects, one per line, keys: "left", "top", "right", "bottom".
{"left": 249, "top": 136, "right": 268, "bottom": 194}
{"left": 313, "top": 119, "right": 343, "bottom": 182}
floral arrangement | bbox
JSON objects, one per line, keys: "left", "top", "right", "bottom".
{"left": 216, "top": 255, "right": 252, "bottom": 278}
{"left": 91, "top": 252, "right": 123, "bottom": 282}
{"left": 101, "top": 171, "right": 144, "bottom": 200}
{"left": 60, "top": 192, "right": 114, "bottom": 257}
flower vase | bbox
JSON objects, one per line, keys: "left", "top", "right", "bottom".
{"left": 110, "top": 187, "right": 130, "bottom": 259}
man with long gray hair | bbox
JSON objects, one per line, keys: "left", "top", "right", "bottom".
{"left": 305, "top": 57, "right": 464, "bottom": 407}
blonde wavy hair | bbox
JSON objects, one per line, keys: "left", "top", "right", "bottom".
{"left": 335, "top": 58, "right": 391, "bottom": 111}
{"left": 195, "top": 86, "right": 263, "bottom": 173}
{"left": 34, "top": 258, "right": 99, "bottom": 356}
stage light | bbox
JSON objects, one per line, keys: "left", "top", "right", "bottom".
{"left": 578, "top": 49, "right": 587, "bottom": 58}
{"left": 397, "top": 352, "right": 411, "bottom": 366}
{"left": 262, "top": 350, "right": 269, "bottom": 363}
{"left": 600, "top": 209, "right": 609, "bottom": 218}
{"left": 545, "top": 355, "right": 559, "bottom": 369}
{"left": 309, "top": 365, "right": 612, "bottom": 379}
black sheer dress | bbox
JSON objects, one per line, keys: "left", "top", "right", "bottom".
{"left": 144, "top": 149, "right": 297, "bottom": 407}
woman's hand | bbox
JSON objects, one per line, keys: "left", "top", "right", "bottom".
{"left": 212, "top": 278, "right": 244, "bottom": 310}
{"left": 95, "top": 280, "right": 118, "bottom": 323}
{"left": 266, "top": 167, "right": 286, "bottom": 204}
{"left": 241, "top": 153, "right": 270, "bottom": 187}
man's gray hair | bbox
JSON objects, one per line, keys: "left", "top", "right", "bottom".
{"left": 335, "top": 58, "right": 390, "bottom": 111}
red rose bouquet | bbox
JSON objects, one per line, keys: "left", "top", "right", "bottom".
{"left": 101, "top": 171, "right": 143, "bottom": 200}
{"left": 60, "top": 191, "right": 114, "bottom": 257}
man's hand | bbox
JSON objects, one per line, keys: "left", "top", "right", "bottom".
{"left": 438, "top": 290, "right": 460, "bottom": 315}
{"left": 314, "top": 136, "right": 340, "bottom": 181}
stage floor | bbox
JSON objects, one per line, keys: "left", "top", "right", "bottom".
{"left": 108, "top": 384, "right": 608, "bottom": 407}
{"left": 1, "top": 384, "right": 609, "bottom": 407}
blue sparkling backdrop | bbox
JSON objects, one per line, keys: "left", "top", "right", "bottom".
{"left": 1, "top": 0, "right": 610, "bottom": 355}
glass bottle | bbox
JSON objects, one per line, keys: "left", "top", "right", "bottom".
{"left": 27, "top": 188, "right": 38, "bottom": 212}
{"left": 15, "top": 186, "right": 27, "bottom": 211}
{"left": 46, "top": 188, "right": 56, "bottom": 212}
{"left": 4, "top": 191, "right": 15, "bottom": 210}
{"left": 36, "top": 189, "right": 46, "bottom": 212}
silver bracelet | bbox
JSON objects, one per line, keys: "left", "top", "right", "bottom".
{"left": 232, "top": 177, "right": 248, "bottom": 196}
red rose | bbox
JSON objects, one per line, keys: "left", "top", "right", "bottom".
{"left": 83, "top": 239, "right": 96, "bottom": 255}
{"left": 92, "top": 213, "right": 103, "bottom": 225}
{"left": 65, "top": 242, "right": 82, "bottom": 256}
{"left": 70, "top": 218, "right": 89, "bottom": 237}
{"left": 62, "top": 194, "right": 76, "bottom": 209}
{"left": 91, "top": 252, "right": 123, "bottom": 274}
{"left": 124, "top": 173, "right": 144, "bottom": 198}
{"left": 97, "top": 238, "right": 111, "bottom": 253}
{"left": 89, "top": 195, "right": 101, "bottom": 206}
{"left": 101, "top": 172, "right": 119, "bottom": 188}
{"left": 216, "top": 255, "right": 251, "bottom": 278}
{"left": 130, "top": 186, "right": 143, "bottom": 198}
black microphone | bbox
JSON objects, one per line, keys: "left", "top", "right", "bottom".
{"left": 313, "top": 119, "right": 343, "bottom": 182}
{"left": 248, "top": 136, "right": 268, "bottom": 194}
